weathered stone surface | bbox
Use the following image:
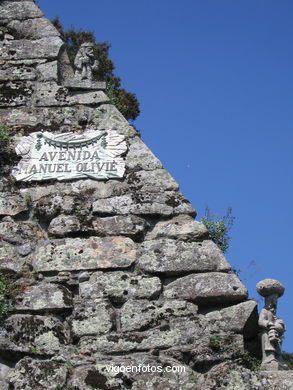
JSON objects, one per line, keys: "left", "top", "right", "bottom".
{"left": 9, "top": 357, "right": 67, "bottom": 390}
{"left": 92, "top": 194, "right": 133, "bottom": 215}
{"left": 66, "top": 355, "right": 197, "bottom": 390}
{"left": 79, "top": 317, "right": 242, "bottom": 357}
{"left": 0, "top": 193, "right": 27, "bottom": 216}
{"left": 48, "top": 215, "right": 81, "bottom": 236}
{"left": 0, "top": 1, "right": 43, "bottom": 20}
{"left": 0, "top": 315, "right": 69, "bottom": 355}
{"left": 70, "top": 299, "right": 115, "bottom": 338}
{"left": 32, "top": 83, "right": 69, "bottom": 106}
{"left": 0, "top": 38, "right": 63, "bottom": 60}
{"left": 126, "top": 137, "right": 162, "bottom": 171}
{"left": 7, "top": 18, "right": 59, "bottom": 40}
{"left": 68, "top": 90, "right": 110, "bottom": 105}
{"left": 70, "top": 179, "right": 129, "bottom": 199}
{"left": 13, "top": 283, "right": 73, "bottom": 312}
{"left": 0, "top": 81, "right": 33, "bottom": 107}
{"left": 79, "top": 271, "right": 162, "bottom": 302}
{"left": 92, "top": 191, "right": 195, "bottom": 217}
{"left": 204, "top": 300, "right": 258, "bottom": 339}
{"left": 92, "top": 215, "right": 146, "bottom": 237}
{"left": 195, "top": 362, "right": 293, "bottom": 390}
{"left": 132, "top": 191, "right": 195, "bottom": 216}
{"left": 146, "top": 214, "right": 208, "bottom": 240}
{"left": 0, "top": 217, "right": 45, "bottom": 245}
{"left": 79, "top": 318, "right": 201, "bottom": 354}
{"left": 64, "top": 79, "right": 106, "bottom": 90}
{"left": 138, "top": 239, "right": 230, "bottom": 275}
{"left": 33, "top": 194, "right": 75, "bottom": 220}
{"left": 32, "top": 83, "right": 110, "bottom": 107}
{"left": 36, "top": 60, "right": 58, "bottom": 81}
{"left": 164, "top": 272, "right": 248, "bottom": 304}
{"left": 33, "top": 237, "right": 137, "bottom": 272}
{"left": 120, "top": 299, "right": 198, "bottom": 331}
{"left": 128, "top": 169, "right": 179, "bottom": 192}
{"left": 0, "top": 64, "right": 36, "bottom": 81}
{"left": 0, "top": 358, "right": 13, "bottom": 390}
{"left": 0, "top": 241, "right": 26, "bottom": 273}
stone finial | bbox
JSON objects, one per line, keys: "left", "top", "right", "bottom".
{"left": 257, "top": 278, "right": 287, "bottom": 371}
{"left": 74, "top": 42, "right": 99, "bottom": 81}
{"left": 256, "top": 279, "right": 285, "bottom": 298}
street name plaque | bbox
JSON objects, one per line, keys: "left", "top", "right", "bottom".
{"left": 12, "top": 129, "right": 127, "bottom": 182}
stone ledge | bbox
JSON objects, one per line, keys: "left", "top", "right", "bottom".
{"left": 64, "top": 80, "right": 106, "bottom": 91}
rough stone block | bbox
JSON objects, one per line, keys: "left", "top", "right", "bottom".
{"left": 164, "top": 272, "right": 248, "bottom": 304}
{"left": 33, "top": 237, "right": 137, "bottom": 272}
{"left": 36, "top": 61, "right": 58, "bottom": 81}
{"left": 0, "top": 315, "right": 69, "bottom": 356}
{"left": 0, "top": 64, "right": 36, "bottom": 81}
{"left": 120, "top": 299, "right": 198, "bottom": 331}
{"left": 92, "top": 191, "right": 195, "bottom": 217}
{"left": 0, "top": 81, "right": 33, "bottom": 107}
{"left": 0, "top": 193, "right": 28, "bottom": 216}
{"left": 0, "top": 241, "right": 26, "bottom": 273}
{"left": 70, "top": 299, "right": 115, "bottom": 338}
{"left": 204, "top": 300, "right": 258, "bottom": 339}
{"left": 32, "top": 82, "right": 69, "bottom": 106}
{"left": 126, "top": 137, "right": 162, "bottom": 171}
{"left": 7, "top": 18, "right": 59, "bottom": 39}
{"left": 128, "top": 169, "right": 179, "bottom": 192}
{"left": 79, "top": 317, "right": 206, "bottom": 354}
{"left": 79, "top": 271, "right": 162, "bottom": 303}
{"left": 68, "top": 90, "right": 110, "bottom": 105}
{"left": 0, "top": 37, "right": 63, "bottom": 60}
{"left": 32, "top": 83, "right": 110, "bottom": 106}
{"left": 131, "top": 191, "right": 196, "bottom": 217}
{"left": 92, "top": 194, "right": 133, "bottom": 215}
{"left": 138, "top": 239, "right": 230, "bottom": 275}
{"left": 70, "top": 179, "right": 129, "bottom": 199}
{"left": 13, "top": 283, "right": 73, "bottom": 312}
{"left": 9, "top": 357, "right": 67, "bottom": 390}
{"left": 48, "top": 215, "right": 81, "bottom": 236}
{"left": 145, "top": 215, "right": 208, "bottom": 241}
{"left": 195, "top": 363, "right": 293, "bottom": 390}
{"left": 66, "top": 356, "right": 197, "bottom": 390}
{"left": 0, "top": 218, "right": 45, "bottom": 245}
{"left": 92, "top": 215, "right": 146, "bottom": 237}
{"left": 0, "top": 1, "right": 43, "bottom": 20}
{"left": 64, "top": 79, "right": 106, "bottom": 90}
{"left": 33, "top": 194, "right": 75, "bottom": 220}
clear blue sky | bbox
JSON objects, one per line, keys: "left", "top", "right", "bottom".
{"left": 38, "top": 0, "right": 293, "bottom": 352}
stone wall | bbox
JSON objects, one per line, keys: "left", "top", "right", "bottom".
{"left": 0, "top": 1, "right": 292, "bottom": 389}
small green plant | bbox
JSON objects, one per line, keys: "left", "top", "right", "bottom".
{"left": 201, "top": 207, "right": 234, "bottom": 253}
{"left": 208, "top": 335, "right": 261, "bottom": 371}
{"left": 209, "top": 335, "right": 233, "bottom": 351}
{"left": 0, "top": 125, "right": 12, "bottom": 147}
{"left": 24, "top": 192, "right": 32, "bottom": 206}
{"left": 31, "top": 271, "right": 39, "bottom": 280}
{"left": 0, "top": 273, "right": 12, "bottom": 320}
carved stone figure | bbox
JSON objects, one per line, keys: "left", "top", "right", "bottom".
{"left": 256, "top": 279, "right": 288, "bottom": 370}
{"left": 74, "top": 42, "right": 99, "bottom": 81}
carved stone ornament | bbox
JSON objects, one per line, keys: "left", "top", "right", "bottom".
{"left": 12, "top": 129, "right": 127, "bottom": 182}
{"left": 256, "top": 279, "right": 288, "bottom": 371}
{"left": 74, "top": 42, "right": 99, "bottom": 82}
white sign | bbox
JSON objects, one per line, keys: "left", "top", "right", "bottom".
{"left": 12, "top": 129, "right": 127, "bottom": 182}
